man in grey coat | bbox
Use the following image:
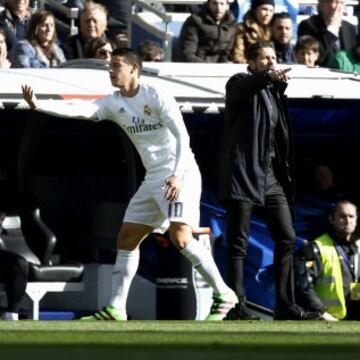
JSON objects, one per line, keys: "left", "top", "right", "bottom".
{"left": 218, "top": 40, "right": 320, "bottom": 320}
{"left": 178, "top": 0, "right": 237, "bottom": 63}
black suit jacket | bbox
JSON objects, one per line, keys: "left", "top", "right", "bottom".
{"left": 218, "top": 70, "right": 295, "bottom": 209}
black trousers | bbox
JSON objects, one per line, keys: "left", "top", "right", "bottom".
{"left": 225, "top": 169, "right": 296, "bottom": 309}
{"left": 0, "top": 250, "right": 29, "bottom": 313}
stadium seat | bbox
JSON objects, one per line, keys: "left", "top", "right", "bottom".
{"left": 0, "top": 205, "right": 84, "bottom": 320}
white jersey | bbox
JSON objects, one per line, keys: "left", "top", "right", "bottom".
{"left": 35, "top": 82, "right": 198, "bottom": 180}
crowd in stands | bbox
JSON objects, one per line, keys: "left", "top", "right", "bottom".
{"left": 0, "top": 0, "right": 359, "bottom": 70}
{"left": 175, "top": 0, "right": 360, "bottom": 71}
{"left": 0, "top": 0, "right": 127, "bottom": 66}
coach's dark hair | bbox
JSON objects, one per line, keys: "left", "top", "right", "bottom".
{"left": 112, "top": 47, "right": 143, "bottom": 73}
{"left": 246, "top": 40, "right": 275, "bottom": 61}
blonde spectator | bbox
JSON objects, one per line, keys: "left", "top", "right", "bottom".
{"left": 62, "top": 0, "right": 109, "bottom": 60}
{"left": 0, "top": 28, "right": 11, "bottom": 68}
{"left": 231, "top": 0, "right": 274, "bottom": 63}
{"left": 295, "top": 35, "right": 320, "bottom": 67}
{"left": 10, "top": 10, "right": 66, "bottom": 68}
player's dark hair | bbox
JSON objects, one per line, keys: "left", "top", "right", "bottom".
{"left": 112, "top": 47, "right": 143, "bottom": 73}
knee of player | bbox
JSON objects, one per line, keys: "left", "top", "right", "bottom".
{"left": 168, "top": 222, "right": 193, "bottom": 250}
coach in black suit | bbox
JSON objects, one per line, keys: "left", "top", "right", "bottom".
{"left": 298, "top": 0, "right": 357, "bottom": 67}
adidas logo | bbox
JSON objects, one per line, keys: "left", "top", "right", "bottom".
{"left": 118, "top": 107, "right": 126, "bottom": 113}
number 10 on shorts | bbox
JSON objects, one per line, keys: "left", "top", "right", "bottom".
{"left": 168, "top": 202, "right": 183, "bottom": 218}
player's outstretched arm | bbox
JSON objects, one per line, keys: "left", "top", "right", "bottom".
{"left": 22, "top": 84, "right": 37, "bottom": 110}
{"left": 20, "top": 85, "right": 101, "bottom": 120}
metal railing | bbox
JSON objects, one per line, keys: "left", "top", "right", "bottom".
{"left": 35, "top": 0, "right": 79, "bottom": 36}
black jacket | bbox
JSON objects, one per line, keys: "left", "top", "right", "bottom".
{"left": 297, "top": 14, "right": 357, "bottom": 67}
{"left": 218, "top": 70, "right": 295, "bottom": 208}
{"left": 178, "top": 7, "right": 237, "bottom": 63}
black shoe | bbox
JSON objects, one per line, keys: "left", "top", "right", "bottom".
{"left": 273, "top": 304, "right": 321, "bottom": 320}
{"left": 224, "top": 303, "right": 261, "bottom": 320}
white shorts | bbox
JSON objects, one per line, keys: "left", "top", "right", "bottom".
{"left": 123, "top": 168, "right": 202, "bottom": 233}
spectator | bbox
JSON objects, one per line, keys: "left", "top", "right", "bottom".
{"left": 329, "top": 32, "right": 360, "bottom": 74}
{"left": 297, "top": 0, "right": 357, "bottom": 67}
{"left": 95, "top": 0, "right": 128, "bottom": 46}
{"left": 271, "top": 12, "right": 297, "bottom": 64}
{"left": 312, "top": 164, "right": 345, "bottom": 203}
{"left": 230, "top": 0, "right": 274, "bottom": 63}
{"left": 136, "top": 40, "right": 164, "bottom": 62}
{"left": 61, "top": 0, "right": 109, "bottom": 60}
{"left": 177, "top": 0, "right": 237, "bottom": 63}
{"left": 0, "top": 27, "right": 11, "bottom": 68}
{"left": 218, "top": 40, "right": 320, "bottom": 321}
{"left": 66, "top": 0, "right": 129, "bottom": 47}
{"left": 294, "top": 35, "right": 320, "bottom": 67}
{"left": 85, "top": 36, "right": 114, "bottom": 61}
{"left": 10, "top": 10, "right": 66, "bottom": 68}
{"left": 0, "top": 0, "right": 32, "bottom": 51}
{"left": 295, "top": 200, "right": 360, "bottom": 320}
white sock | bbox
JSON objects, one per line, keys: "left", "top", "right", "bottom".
{"left": 109, "top": 249, "right": 140, "bottom": 311}
{"left": 2, "top": 312, "right": 19, "bottom": 321}
{"left": 180, "top": 238, "right": 230, "bottom": 294}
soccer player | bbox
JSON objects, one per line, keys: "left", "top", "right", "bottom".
{"left": 21, "top": 47, "right": 237, "bottom": 321}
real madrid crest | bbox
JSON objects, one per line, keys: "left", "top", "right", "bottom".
{"left": 144, "top": 105, "right": 151, "bottom": 115}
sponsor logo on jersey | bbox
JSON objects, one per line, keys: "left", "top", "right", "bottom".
{"left": 126, "top": 116, "right": 163, "bottom": 134}
{"left": 118, "top": 107, "right": 126, "bottom": 113}
{"left": 144, "top": 105, "right": 151, "bottom": 115}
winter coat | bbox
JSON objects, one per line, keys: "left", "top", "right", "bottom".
{"left": 10, "top": 40, "right": 66, "bottom": 68}
{"left": 217, "top": 69, "right": 295, "bottom": 209}
{"left": 0, "top": 5, "right": 32, "bottom": 50}
{"left": 298, "top": 14, "right": 357, "bottom": 67}
{"left": 230, "top": 10, "right": 271, "bottom": 64}
{"left": 178, "top": 7, "right": 237, "bottom": 63}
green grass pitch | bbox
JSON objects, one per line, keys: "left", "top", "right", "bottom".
{"left": 1, "top": 320, "right": 360, "bottom": 360}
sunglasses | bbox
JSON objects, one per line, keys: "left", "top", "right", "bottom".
{"left": 97, "top": 49, "right": 112, "bottom": 57}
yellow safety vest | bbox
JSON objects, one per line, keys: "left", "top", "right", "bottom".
{"left": 314, "top": 234, "right": 348, "bottom": 319}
